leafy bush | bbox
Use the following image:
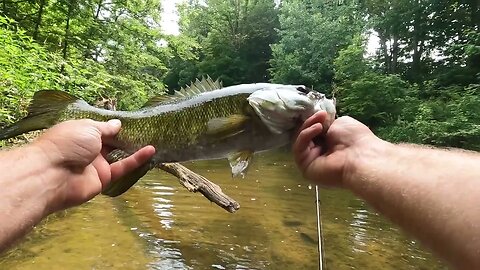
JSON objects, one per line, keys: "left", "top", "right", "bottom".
{"left": 0, "top": 16, "right": 63, "bottom": 125}
{"left": 378, "top": 84, "right": 480, "bottom": 150}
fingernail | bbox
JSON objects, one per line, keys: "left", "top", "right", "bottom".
{"left": 108, "top": 119, "right": 121, "bottom": 127}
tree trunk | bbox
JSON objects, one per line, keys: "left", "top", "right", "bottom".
{"left": 410, "top": 0, "right": 426, "bottom": 82}
{"left": 411, "top": 17, "right": 424, "bottom": 81}
{"left": 33, "top": 0, "right": 47, "bottom": 40}
{"left": 379, "top": 32, "right": 391, "bottom": 74}
{"left": 467, "top": 0, "right": 480, "bottom": 68}
{"left": 95, "top": 0, "right": 102, "bottom": 18}
{"left": 470, "top": 0, "right": 479, "bottom": 29}
{"left": 83, "top": 0, "right": 103, "bottom": 59}
{"left": 391, "top": 35, "right": 399, "bottom": 74}
{"left": 60, "top": 0, "right": 75, "bottom": 73}
{"left": 62, "top": 0, "right": 74, "bottom": 60}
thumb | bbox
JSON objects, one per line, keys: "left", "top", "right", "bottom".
{"left": 92, "top": 119, "right": 122, "bottom": 144}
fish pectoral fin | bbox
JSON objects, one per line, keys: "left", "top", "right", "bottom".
{"left": 102, "top": 150, "right": 156, "bottom": 197}
{"left": 106, "top": 149, "right": 131, "bottom": 162}
{"left": 228, "top": 150, "right": 253, "bottom": 178}
{"left": 206, "top": 115, "right": 249, "bottom": 138}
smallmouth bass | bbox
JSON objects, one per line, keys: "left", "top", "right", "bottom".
{"left": 0, "top": 78, "right": 336, "bottom": 196}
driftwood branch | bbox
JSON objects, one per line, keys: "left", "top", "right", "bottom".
{"left": 108, "top": 150, "right": 240, "bottom": 213}
{"left": 157, "top": 163, "right": 240, "bottom": 213}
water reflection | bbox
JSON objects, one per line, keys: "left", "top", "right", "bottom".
{"left": 350, "top": 208, "right": 369, "bottom": 253}
{"left": 113, "top": 184, "right": 191, "bottom": 269}
{"left": 149, "top": 184, "right": 175, "bottom": 229}
{"left": 0, "top": 151, "right": 447, "bottom": 269}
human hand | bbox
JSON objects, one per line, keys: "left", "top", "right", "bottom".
{"left": 33, "top": 119, "right": 155, "bottom": 212}
{"left": 292, "top": 111, "right": 379, "bottom": 187}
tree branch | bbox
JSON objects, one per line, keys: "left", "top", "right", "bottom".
{"left": 157, "top": 163, "right": 240, "bottom": 213}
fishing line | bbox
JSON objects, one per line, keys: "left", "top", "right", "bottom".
{"left": 315, "top": 185, "right": 325, "bottom": 270}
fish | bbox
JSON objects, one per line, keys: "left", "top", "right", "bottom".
{"left": 282, "top": 220, "right": 304, "bottom": 227}
{"left": 0, "top": 77, "right": 336, "bottom": 196}
{"left": 299, "top": 232, "right": 317, "bottom": 246}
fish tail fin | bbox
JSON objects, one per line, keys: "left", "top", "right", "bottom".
{"left": 0, "top": 90, "right": 78, "bottom": 140}
{"left": 102, "top": 149, "right": 156, "bottom": 196}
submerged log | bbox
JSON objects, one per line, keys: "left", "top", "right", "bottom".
{"left": 157, "top": 163, "right": 240, "bottom": 213}
{"left": 107, "top": 149, "right": 240, "bottom": 213}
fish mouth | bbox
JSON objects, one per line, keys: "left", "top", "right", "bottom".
{"left": 296, "top": 86, "right": 311, "bottom": 94}
{"left": 276, "top": 91, "right": 288, "bottom": 109}
{"left": 307, "top": 91, "right": 325, "bottom": 101}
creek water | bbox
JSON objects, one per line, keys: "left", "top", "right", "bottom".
{"left": 1, "top": 151, "right": 446, "bottom": 269}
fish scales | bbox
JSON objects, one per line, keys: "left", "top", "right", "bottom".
{"left": 57, "top": 90, "right": 255, "bottom": 162}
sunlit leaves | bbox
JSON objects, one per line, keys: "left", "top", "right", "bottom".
{"left": 171, "top": 0, "right": 279, "bottom": 87}
{"left": 270, "top": 0, "right": 364, "bottom": 91}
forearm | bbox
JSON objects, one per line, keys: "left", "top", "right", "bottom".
{"left": 0, "top": 144, "right": 63, "bottom": 252}
{"left": 346, "top": 139, "right": 480, "bottom": 268}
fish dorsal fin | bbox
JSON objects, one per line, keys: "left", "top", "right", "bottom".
{"left": 179, "top": 76, "right": 222, "bottom": 97}
{"left": 141, "top": 76, "right": 222, "bottom": 108}
{"left": 142, "top": 95, "right": 173, "bottom": 108}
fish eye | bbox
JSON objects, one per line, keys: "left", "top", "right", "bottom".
{"left": 296, "top": 86, "right": 310, "bottom": 94}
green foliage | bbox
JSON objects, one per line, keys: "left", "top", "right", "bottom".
{"left": 163, "top": 34, "right": 201, "bottom": 91}
{"left": 338, "top": 73, "right": 410, "bottom": 127}
{"left": 61, "top": 59, "right": 153, "bottom": 110}
{"left": 1, "top": 0, "right": 480, "bottom": 151}
{"left": 0, "top": 6, "right": 171, "bottom": 131}
{"left": 270, "top": 0, "right": 364, "bottom": 91}
{"left": 334, "top": 37, "right": 410, "bottom": 128}
{"left": 333, "top": 35, "right": 370, "bottom": 82}
{"left": 170, "top": 0, "right": 280, "bottom": 87}
{"left": 0, "top": 17, "right": 62, "bottom": 124}
{"left": 0, "top": 0, "right": 169, "bottom": 119}
{"left": 378, "top": 84, "right": 480, "bottom": 150}
{"left": 331, "top": 9, "right": 480, "bottom": 150}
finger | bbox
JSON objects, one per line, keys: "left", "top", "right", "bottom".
{"left": 301, "top": 143, "right": 322, "bottom": 166}
{"left": 293, "top": 123, "right": 324, "bottom": 156}
{"left": 92, "top": 155, "right": 112, "bottom": 187}
{"left": 293, "top": 123, "right": 324, "bottom": 169}
{"left": 109, "top": 145, "right": 156, "bottom": 181}
{"left": 299, "top": 111, "right": 328, "bottom": 131}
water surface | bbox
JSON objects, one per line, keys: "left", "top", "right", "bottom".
{"left": 1, "top": 151, "right": 446, "bottom": 269}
